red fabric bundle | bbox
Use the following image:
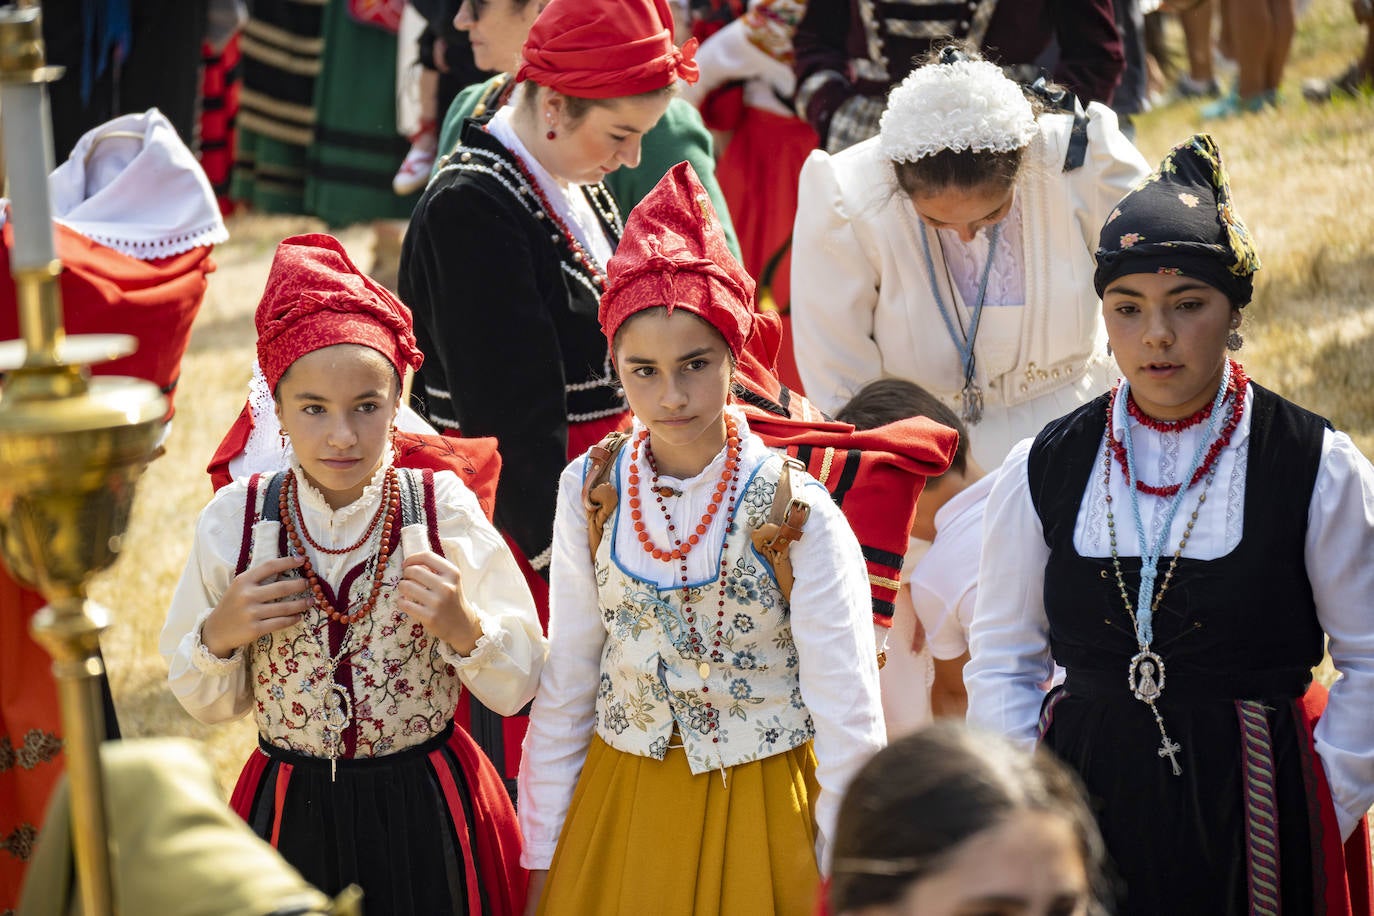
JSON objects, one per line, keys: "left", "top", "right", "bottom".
{"left": 0, "top": 223, "right": 213, "bottom": 415}
{"left": 737, "top": 313, "right": 958, "bottom": 625}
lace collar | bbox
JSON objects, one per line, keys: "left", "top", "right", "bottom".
{"left": 289, "top": 448, "right": 396, "bottom": 522}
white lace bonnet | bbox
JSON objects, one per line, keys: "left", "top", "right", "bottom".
{"left": 878, "top": 56, "right": 1038, "bottom": 163}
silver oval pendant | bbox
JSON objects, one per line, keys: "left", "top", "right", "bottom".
{"left": 1128, "top": 650, "right": 1166, "bottom": 702}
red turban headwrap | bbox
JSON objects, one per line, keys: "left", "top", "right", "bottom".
{"left": 516, "top": 0, "right": 699, "bottom": 100}
{"left": 600, "top": 161, "right": 754, "bottom": 358}
{"left": 255, "top": 233, "right": 423, "bottom": 392}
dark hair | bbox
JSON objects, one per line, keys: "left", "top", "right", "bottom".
{"left": 518, "top": 82, "right": 677, "bottom": 129}
{"left": 829, "top": 723, "right": 1108, "bottom": 913}
{"left": 890, "top": 42, "right": 1042, "bottom": 198}
{"left": 835, "top": 378, "right": 968, "bottom": 477}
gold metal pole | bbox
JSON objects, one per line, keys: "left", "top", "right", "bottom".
{"left": 0, "top": 5, "right": 166, "bottom": 915}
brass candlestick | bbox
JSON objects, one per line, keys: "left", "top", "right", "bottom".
{"left": 0, "top": 5, "right": 166, "bottom": 915}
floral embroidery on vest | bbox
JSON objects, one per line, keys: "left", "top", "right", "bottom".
{"left": 245, "top": 470, "right": 464, "bottom": 758}
{"left": 592, "top": 455, "right": 815, "bottom": 775}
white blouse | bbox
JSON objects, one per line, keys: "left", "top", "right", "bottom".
{"left": 965, "top": 385, "right": 1374, "bottom": 840}
{"left": 518, "top": 413, "right": 886, "bottom": 871}
{"left": 161, "top": 459, "right": 547, "bottom": 728}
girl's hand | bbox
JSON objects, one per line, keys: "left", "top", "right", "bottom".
{"left": 523, "top": 870, "right": 548, "bottom": 916}
{"left": 398, "top": 552, "right": 481, "bottom": 654}
{"left": 202, "top": 555, "right": 309, "bottom": 658}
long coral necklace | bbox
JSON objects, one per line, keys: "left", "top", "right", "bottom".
{"left": 279, "top": 467, "right": 400, "bottom": 625}
{"left": 628, "top": 416, "right": 742, "bottom": 681}
{"left": 1106, "top": 360, "right": 1248, "bottom": 497}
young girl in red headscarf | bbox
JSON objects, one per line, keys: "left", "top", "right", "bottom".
{"left": 399, "top": 0, "right": 700, "bottom": 798}
{"left": 161, "top": 234, "right": 545, "bottom": 916}
{"left": 517, "top": 164, "right": 887, "bottom": 914}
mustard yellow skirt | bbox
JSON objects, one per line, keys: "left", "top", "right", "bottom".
{"left": 538, "top": 735, "right": 821, "bottom": 916}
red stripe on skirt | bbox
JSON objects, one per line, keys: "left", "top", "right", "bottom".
{"left": 1296, "top": 681, "right": 1374, "bottom": 914}
{"left": 429, "top": 748, "right": 484, "bottom": 915}
{"left": 270, "top": 762, "right": 294, "bottom": 849}
{"left": 228, "top": 748, "right": 270, "bottom": 820}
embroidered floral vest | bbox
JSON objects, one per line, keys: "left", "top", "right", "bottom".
{"left": 241, "top": 469, "right": 462, "bottom": 759}
{"left": 592, "top": 455, "right": 815, "bottom": 774}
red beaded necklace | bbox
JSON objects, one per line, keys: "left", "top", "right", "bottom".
{"left": 627, "top": 415, "right": 742, "bottom": 562}
{"left": 503, "top": 145, "right": 606, "bottom": 289}
{"left": 1125, "top": 391, "right": 1214, "bottom": 432}
{"left": 1106, "top": 360, "right": 1249, "bottom": 497}
{"left": 279, "top": 467, "right": 400, "bottom": 625}
{"left": 630, "top": 415, "right": 742, "bottom": 681}
{"left": 288, "top": 467, "right": 395, "bottom": 556}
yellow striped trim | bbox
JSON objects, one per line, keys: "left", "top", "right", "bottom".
{"left": 817, "top": 446, "right": 836, "bottom": 485}
{"left": 243, "top": 18, "right": 326, "bottom": 55}
{"left": 240, "top": 88, "right": 317, "bottom": 125}
{"left": 869, "top": 573, "right": 901, "bottom": 592}
{"left": 237, "top": 109, "right": 315, "bottom": 149}
{"left": 240, "top": 34, "right": 324, "bottom": 77}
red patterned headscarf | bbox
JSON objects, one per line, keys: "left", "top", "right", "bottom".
{"left": 516, "top": 0, "right": 699, "bottom": 100}
{"left": 600, "top": 161, "right": 754, "bottom": 359}
{"left": 255, "top": 233, "right": 423, "bottom": 392}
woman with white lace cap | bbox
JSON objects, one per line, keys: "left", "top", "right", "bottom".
{"left": 791, "top": 44, "right": 1150, "bottom": 471}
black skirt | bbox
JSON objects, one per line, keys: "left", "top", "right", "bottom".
{"left": 232, "top": 722, "right": 523, "bottom": 915}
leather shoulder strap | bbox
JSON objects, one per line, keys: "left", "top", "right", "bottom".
{"left": 750, "top": 456, "right": 811, "bottom": 602}
{"left": 583, "top": 431, "right": 633, "bottom": 561}
{"left": 763, "top": 457, "right": 811, "bottom": 551}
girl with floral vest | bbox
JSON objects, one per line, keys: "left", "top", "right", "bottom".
{"left": 161, "top": 234, "right": 546, "bottom": 915}
{"left": 517, "top": 163, "right": 887, "bottom": 914}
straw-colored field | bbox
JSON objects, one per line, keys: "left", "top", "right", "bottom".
{"left": 83, "top": 0, "right": 1374, "bottom": 792}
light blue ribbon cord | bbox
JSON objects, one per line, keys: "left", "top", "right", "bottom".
{"left": 917, "top": 221, "right": 1002, "bottom": 410}
{"left": 1120, "top": 361, "right": 1232, "bottom": 645}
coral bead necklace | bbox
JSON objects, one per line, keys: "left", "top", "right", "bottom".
{"left": 280, "top": 467, "right": 400, "bottom": 625}
{"left": 1106, "top": 359, "right": 1248, "bottom": 497}
{"left": 628, "top": 415, "right": 742, "bottom": 680}
{"left": 627, "top": 414, "right": 741, "bottom": 562}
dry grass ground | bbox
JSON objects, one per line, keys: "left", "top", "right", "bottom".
{"left": 82, "top": 0, "right": 1373, "bottom": 791}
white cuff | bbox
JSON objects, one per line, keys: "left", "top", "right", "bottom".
{"left": 520, "top": 840, "right": 559, "bottom": 871}
{"left": 440, "top": 616, "right": 509, "bottom": 668}
{"left": 190, "top": 608, "right": 245, "bottom": 675}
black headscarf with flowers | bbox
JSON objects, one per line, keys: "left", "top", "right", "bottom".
{"left": 1094, "top": 134, "right": 1261, "bottom": 306}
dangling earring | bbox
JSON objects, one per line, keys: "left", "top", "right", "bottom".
{"left": 1106, "top": 342, "right": 1113, "bottom": 357}
{"left": 388, "top": 425, "right": 399, "bottom": 453}
{"left": 279, "top": 428, "right": 289, "bottom": 448}
{"left": 1227, "top": 328, "right": 1244, "bottom": 351}
{"left": 545, "top": 111, "right": 556, "bottom": 141}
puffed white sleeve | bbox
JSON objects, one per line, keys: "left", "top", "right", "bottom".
{"left": 1067, "top": 102, "right": 1151, "bottom": 252}
{"left": 159, "top": 482, "right": 257, "bottom": 724}
{"left": 1305, "top": 430, "right": 1374, "bottom": 841}
{"left": 964, "top": 440, "right": 1056, "bottom": 748}
{"left": 791, "top": 149, "right": 883, "bottom": 414}
{"left": 787, "top": 479, "right": 887, "bottom": 870}
{"left": 517, "top": 458, "right": 607, "bottom": 870}
{"left": 425, "top": 472, "right": 547, "bottom": 717}
{"left": 677, "top": 8, "right": 796, "bottom": 109}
